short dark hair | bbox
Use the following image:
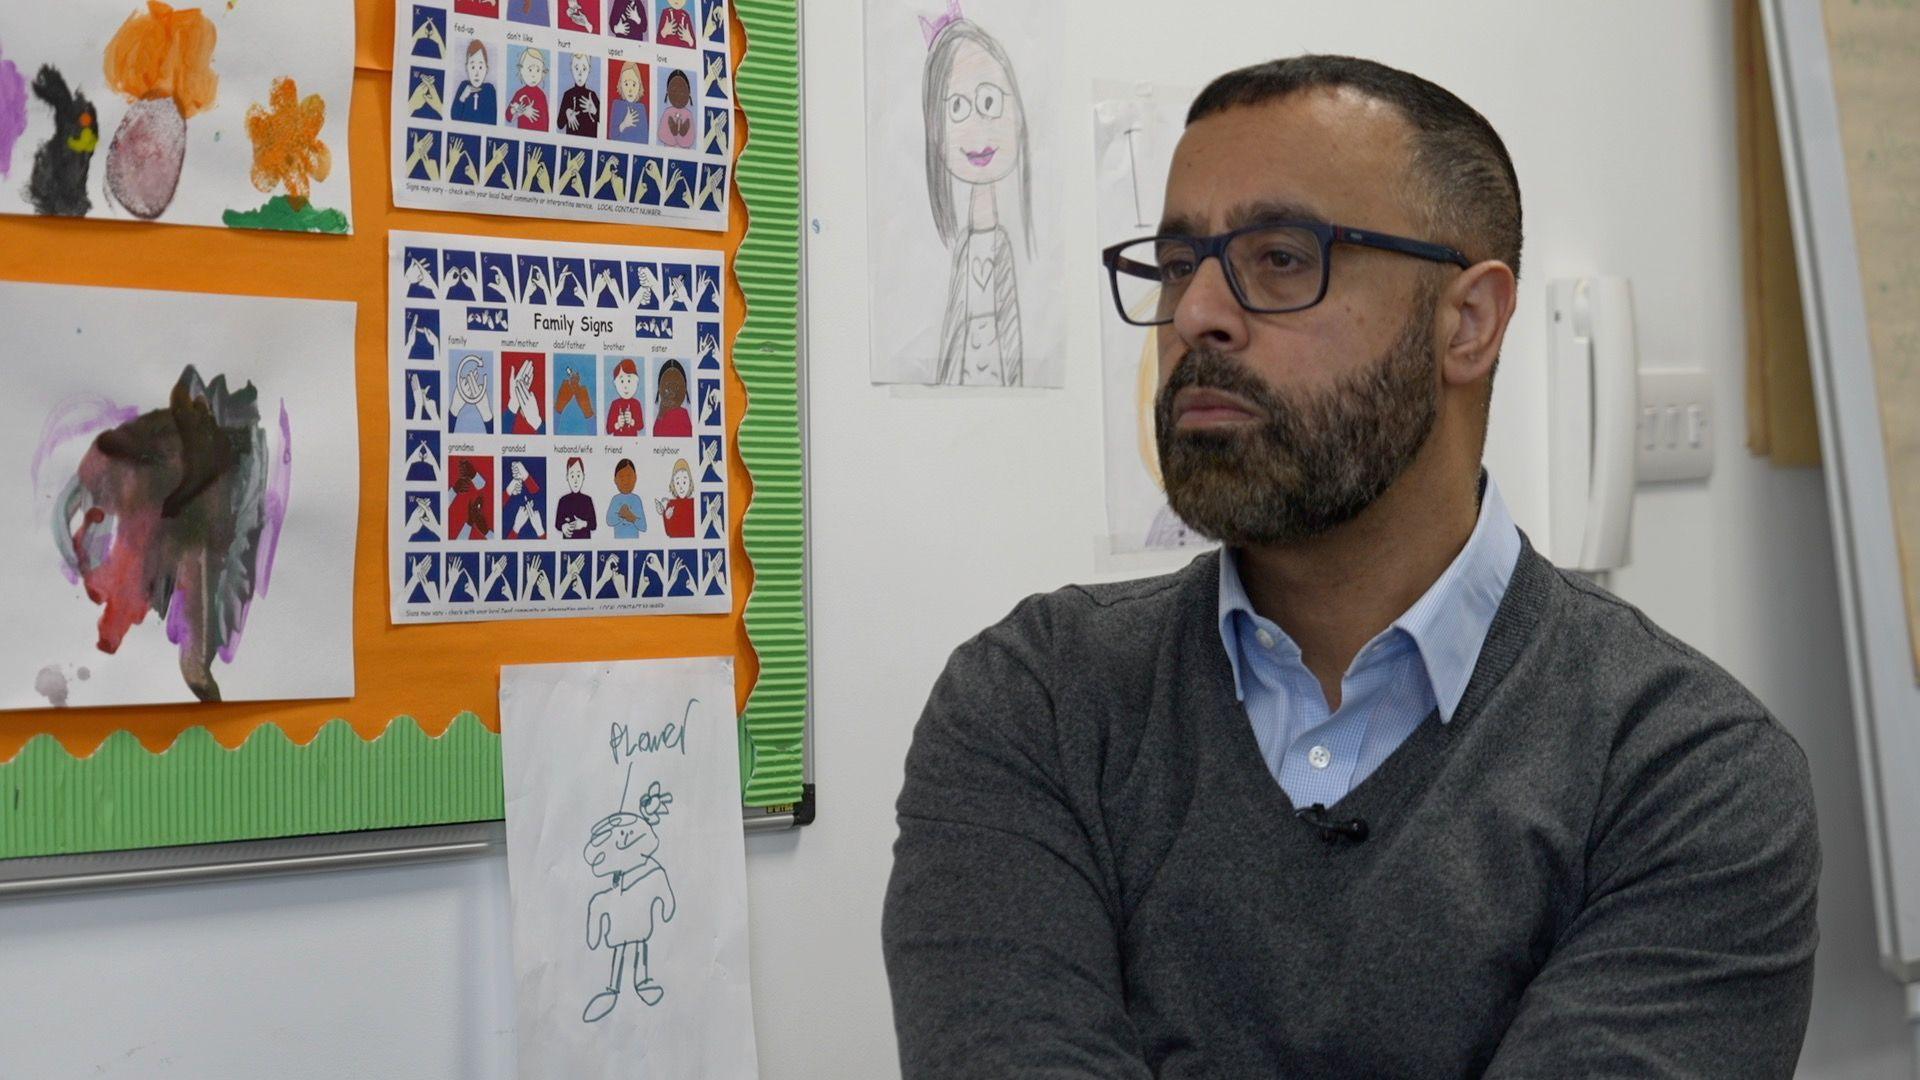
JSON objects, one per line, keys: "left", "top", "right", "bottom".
{"left": 1188, "top": 55, "right": 1522, "bottom": 281}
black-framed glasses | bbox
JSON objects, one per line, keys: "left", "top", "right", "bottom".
{"left": 1101, "top": 221, "right": 1470, "bottom": 327}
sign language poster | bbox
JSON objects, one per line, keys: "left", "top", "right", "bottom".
{"left": 501, "top": 657, "right": 758, "bottom": 1080}
{"left": 390, "top": 0, "right": 733, "bottom": 229}
{"left": 388, "top": 231, "right": 731, "bottom": 623}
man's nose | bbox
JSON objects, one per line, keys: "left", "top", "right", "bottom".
{"left": 1170, "top": 257, "right": 1250, "bottom": 354}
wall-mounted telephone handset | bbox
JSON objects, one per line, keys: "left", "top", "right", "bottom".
{"left": 1547, "top": 277, "right": 1639, "bottom": 574}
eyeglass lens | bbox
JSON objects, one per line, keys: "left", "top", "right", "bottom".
{"left": 1111, "top": 225, "right": 1325, "bottom": 325}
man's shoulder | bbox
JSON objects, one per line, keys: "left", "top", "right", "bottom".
{"left": 1528, "top": 557, "right": 1807, "bottom": 783}
{"left": 972, "top": 553, "right": 1212, "bottom": 664}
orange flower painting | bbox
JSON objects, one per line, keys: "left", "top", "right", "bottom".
{"left": 223, "top": 76, "right": 347, "bottom": 233}
{"left": 246, "top": 77, "right": 330, "bottom": 206}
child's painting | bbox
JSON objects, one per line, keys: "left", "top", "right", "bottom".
{"left": 500, "top": 656, "right": 758, "bottom": 1079}
{"left": 0, "top": 1, "right": 355, "bottom": 233}
{"left": 4, "top": 281, "right": 358, "bottom": 710}
{"left": 863, "top": 0, "right": 1064, "bottom": 387}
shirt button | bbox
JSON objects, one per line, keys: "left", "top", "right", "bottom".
{"left": 1308, "top": 745, "right": 1331, "bottom": 769}
{"left": 1256, "top": 628, "right": 1277, "bottom": 649}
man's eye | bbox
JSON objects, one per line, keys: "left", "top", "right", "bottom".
{"left": 1159, "top": 259, "right": 1196, "bottom": 281}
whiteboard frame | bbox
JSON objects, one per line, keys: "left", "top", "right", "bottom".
{"left": 1764, "top": 0, "right": 1920, "bottom": 982}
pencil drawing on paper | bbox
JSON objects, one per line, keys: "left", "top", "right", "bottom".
{"left": 920, "top": 0, "right": 1032, "bottom": 386}
{"left": 40, "top": 366, "right": 289, "bottom": 702}
{"left": 582, "top": 768, "right": 678, "bottom": 1022}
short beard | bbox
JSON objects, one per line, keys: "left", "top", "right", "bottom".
{"left": 1154, "top": 297, "right": 1440, "bottom": 548}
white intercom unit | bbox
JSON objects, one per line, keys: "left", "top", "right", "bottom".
{"left": 1546, "top": 276, "right": 1716, "bottom": 576}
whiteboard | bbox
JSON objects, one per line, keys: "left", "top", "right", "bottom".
{"left": 1764, "top": 0, "right": 1920, "bottom": 981}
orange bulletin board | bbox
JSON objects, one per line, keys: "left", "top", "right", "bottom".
{"left": 0, "top": 0, "right": 807, "bottom": 858}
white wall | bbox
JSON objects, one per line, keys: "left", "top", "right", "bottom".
{"left": 0, "top": 3, "right": 1907, "bottom": 1077}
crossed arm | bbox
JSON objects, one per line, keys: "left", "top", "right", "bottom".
{"left": 884, "top": 630, "right": 1818, "bottom": 1079}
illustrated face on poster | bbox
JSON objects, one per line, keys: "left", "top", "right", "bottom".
{"left": 864, "top": 0, "right": 1063, "bottom": 388}
{"left": 1093, "top": 83, "right": 1213, "bottom": 558}
{"left": 0, "top": 1, "right": 354, "bottom": 233}
{"left": 3, "top": 283, "right": 358, "bottom": 710}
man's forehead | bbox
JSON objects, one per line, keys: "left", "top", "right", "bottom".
{"left": 1160, "top": 88, "right": 1418, "bottom": 234}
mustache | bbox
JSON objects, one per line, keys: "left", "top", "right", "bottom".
{"left": 1154, "top": 349, "right": 1287, "bottom": 437}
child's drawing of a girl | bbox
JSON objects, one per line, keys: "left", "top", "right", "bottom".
{"left": 921, "top": 3, "right": 1031, "bottom": 386}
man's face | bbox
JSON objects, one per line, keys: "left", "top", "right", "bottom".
{"left": 1153, "top": 90, "right": 1444, "bottom": 546}
{"left": 571, "top": 53, "right": 590, "bottom": 88}
{"left": 615, "top": 369, "right": 638, "bottom": 398}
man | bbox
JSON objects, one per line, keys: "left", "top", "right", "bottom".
{"left": 557, "top": 456, "right": 598, "bottom": 539}
{"left": 883, "top": 55, "right": 1818, "bottom": 1078}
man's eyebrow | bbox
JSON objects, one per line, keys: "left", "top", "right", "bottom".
{"left": 1157, "top": 200, "right": 1332, "bottom": 237}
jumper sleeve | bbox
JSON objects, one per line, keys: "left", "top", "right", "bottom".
{"left": 884, "top": 611, "right": 1152, "bottom": 1079}
{"left": 1483, "top": 715, "right": 1819, "bottom": 1079}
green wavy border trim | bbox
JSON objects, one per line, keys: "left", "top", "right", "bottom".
{"left": 0, "top": 716, "right": 503, "bottom": 860}
{"left": 0, "top": 0, "right": 806, "bottom": 857}
{"left": 734, "top": 0, "right": 808, "bottom": 808}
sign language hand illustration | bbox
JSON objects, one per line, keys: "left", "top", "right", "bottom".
{"left": 405, "top": 255, "right": 442, "bottom": 298}
{"left": 405, "top": 493, "right": 439, "bottom": 538}
{"left": 664, "top": 274, "right": 691, "bottom": 310}
{"left": 411, "top": 17, "right": 446, "bottom": 54}
{"left": 520, "top": 557, "right": 554, "bottom": 601}
{"left": 555, "top": 148, "right": 588, "bottom": 198}
{"left": 631, "top": 263, "right": 662, "bottom": 307}
{"left": 480, "top": 553, "right": 512, "bottom": 600}
{"left": 697, "top": 493, "right": 723, "bottom": 538}
{"left": 697, "top": 549, "right": 725, "bottom": 595}
{"left": 477, "top": 140, "right": 514, "bottom": 188}
{"left": 444, "top": 138, "right": 479, "bottom": 185}
{"left": 408, "top": 372, "right": 442, "bottom": 423}
{"left": 409, "top": 70, "right": 446, "bottom": 117}
{"left": 405, "top": 312, "right": 440, "bottom": 356}
{"left": 405, "top": 131, "right": 442, "bottom": 182}
{"left": 404, "top": 554, "right": 440, "bottom": 605}
{"left": 521, "top": 145, "right": 553, "bottom": 193}
{"left": 591, "top": 265, "right": 628, "bottom": 307}
{"left": 556, "top": 552, "right": 588, "bottom": 599}
{"left": 641, "top": 551, "right": 689, "bottom": 594}
{"left": 593, "top": 551, "right": 631, "bottom": 599}
{"left": 592, "top": 156, "right": 628, "bottom": 202}
{"left": 611, "top": 0, "right": 644, "bottom": 37}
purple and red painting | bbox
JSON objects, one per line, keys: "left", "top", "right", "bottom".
{"left": 49, "top": 366, "right": 290, "bottom": 701}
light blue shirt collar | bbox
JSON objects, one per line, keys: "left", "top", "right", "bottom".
{"left": 1216, "top": 470, "right": 1522, "bottom": 723}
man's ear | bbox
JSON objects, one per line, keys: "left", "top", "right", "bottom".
{"left": 1438, "top": 261, "right": 1517, "bottom": 388}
